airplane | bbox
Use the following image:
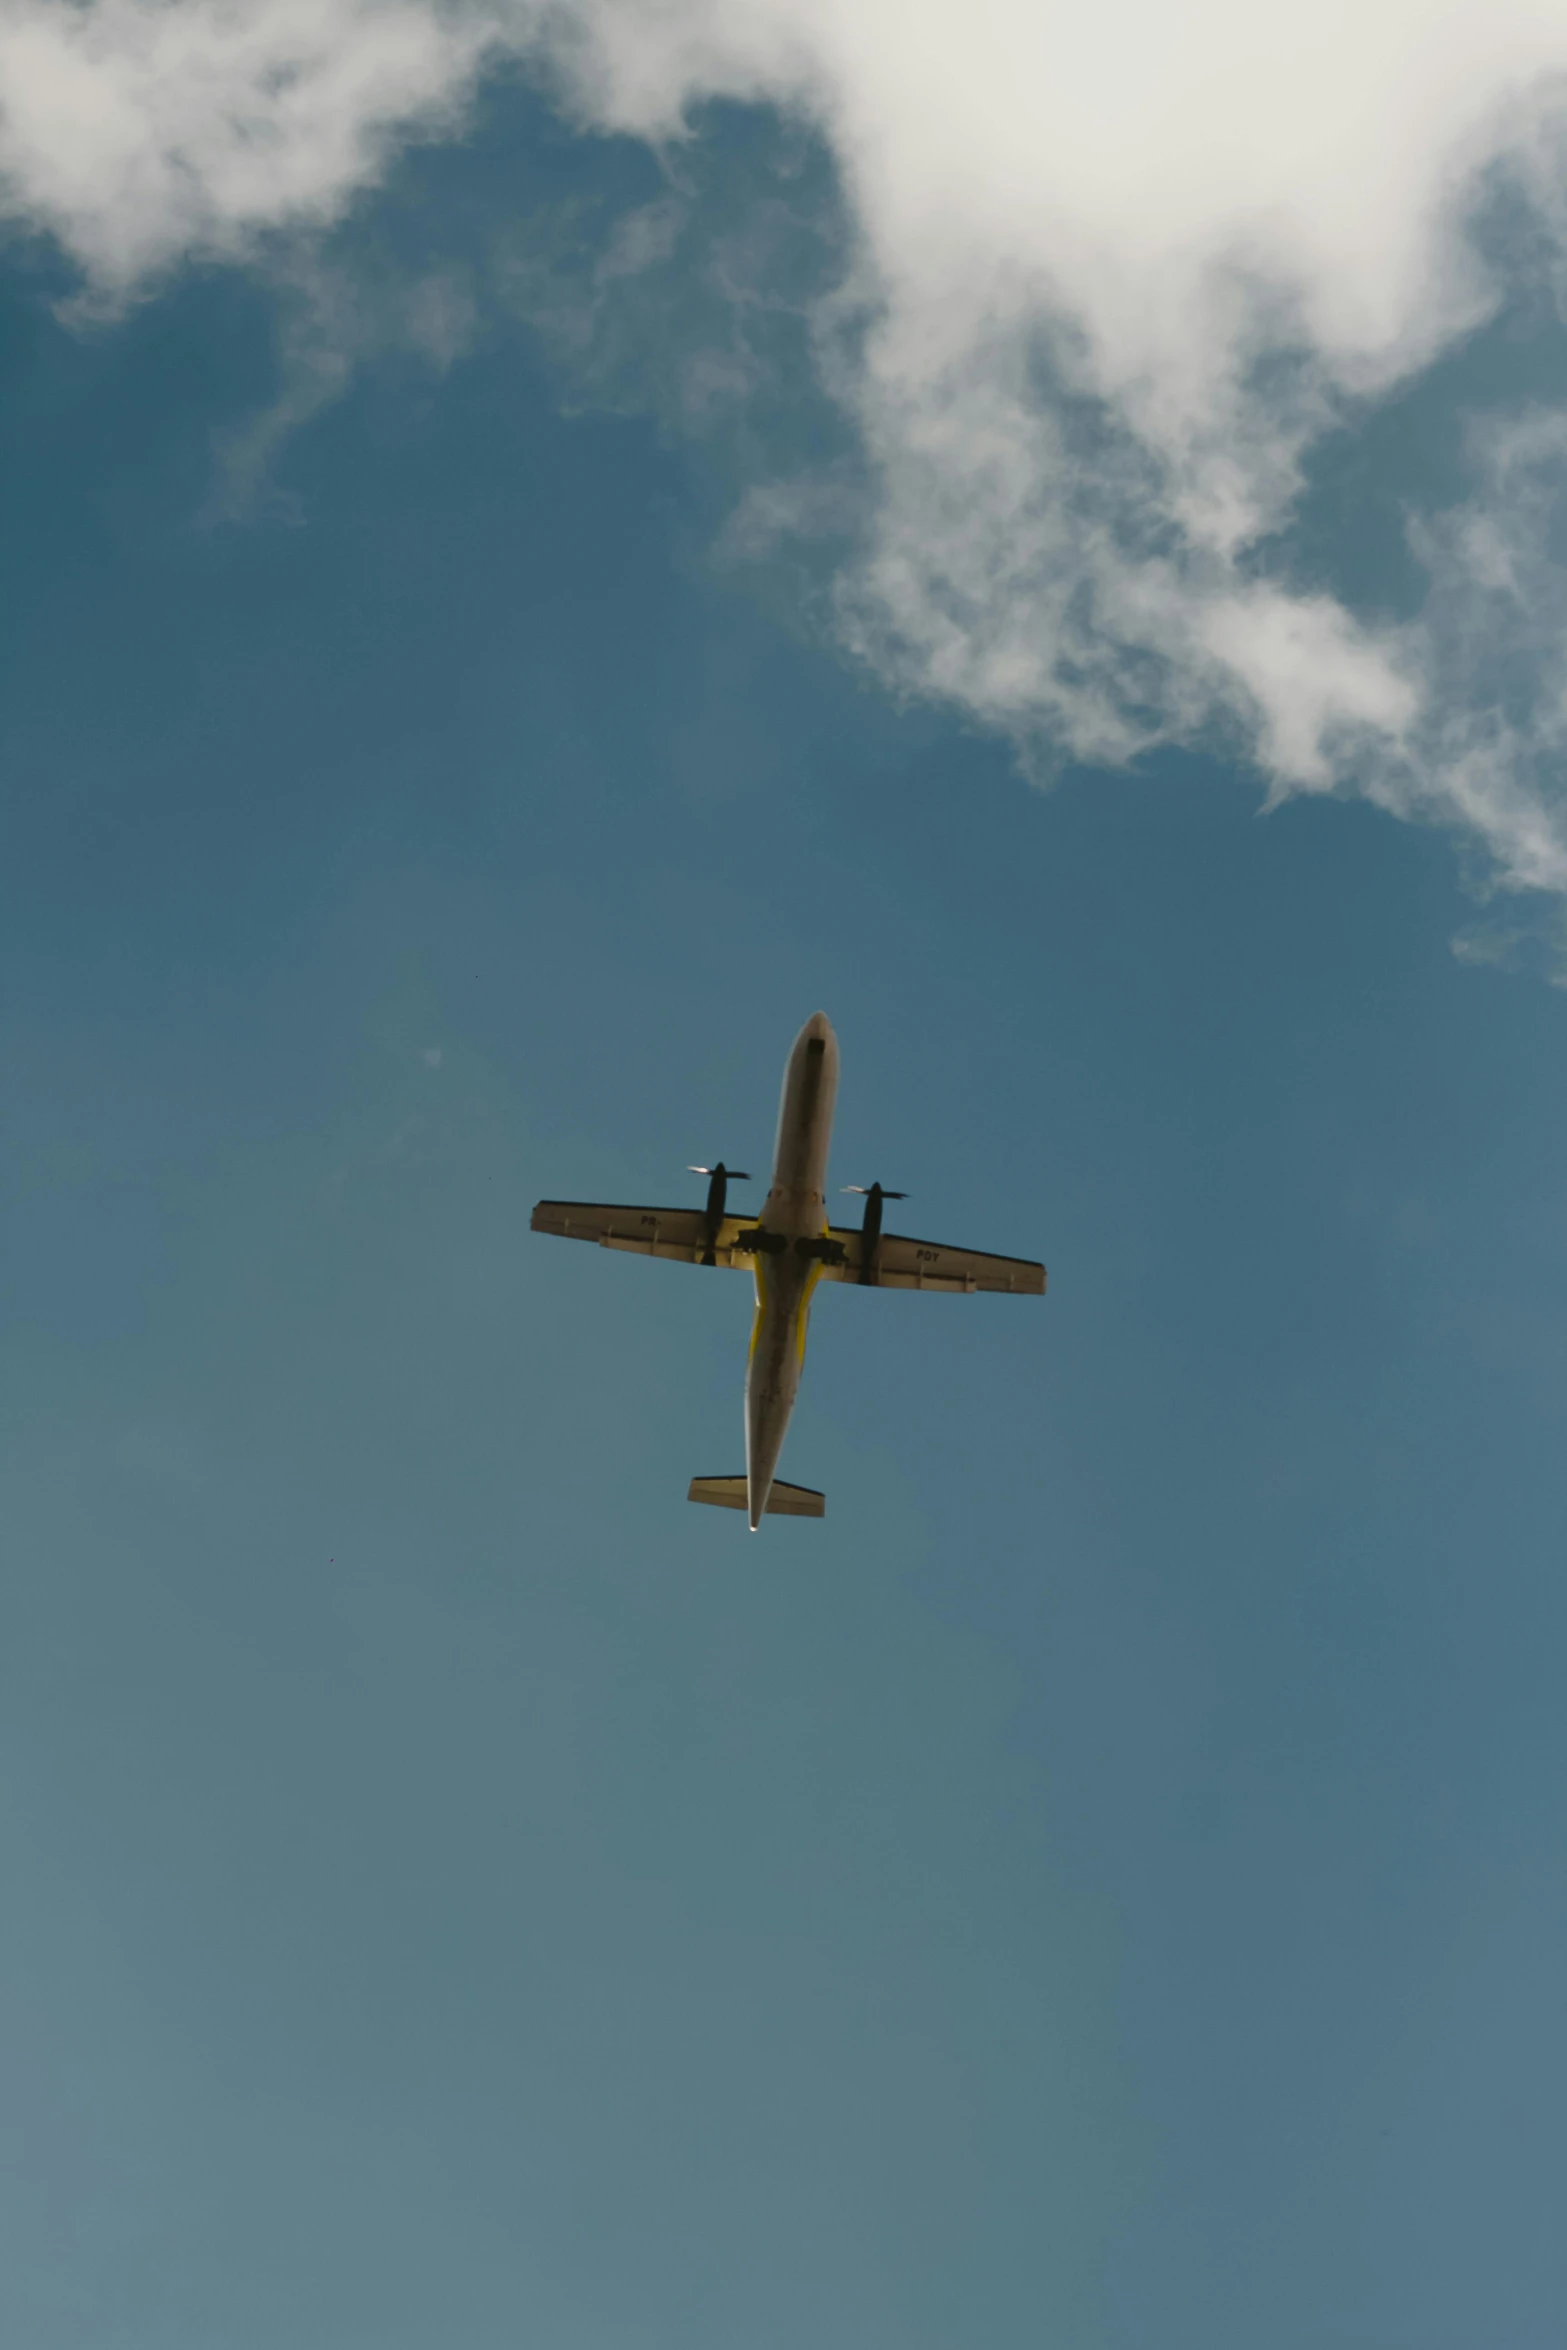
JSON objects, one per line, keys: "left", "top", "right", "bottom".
{"left": 531, "top": 1011, "right": 1046, "bottom": 1529}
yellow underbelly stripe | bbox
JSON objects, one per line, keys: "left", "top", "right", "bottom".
{"left": 795, "top": 1258, "right": 823, "bottom": 1367}
{"left": 748, "top": 1254, "right": 768, "bottom": 1361}
{"left": 747, "top": 1235, "right": 827, "bottom": 1369}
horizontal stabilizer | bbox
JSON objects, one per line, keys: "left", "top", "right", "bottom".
{"left": 688, "top": 1476, "right": 825, "bottom": 1518}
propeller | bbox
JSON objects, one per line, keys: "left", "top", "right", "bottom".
{"left": 689, "top": 1162, "right": 751, "bottom": 1264}
{"left": 841, "top": 1183, "right": 906, "bottom": 1285}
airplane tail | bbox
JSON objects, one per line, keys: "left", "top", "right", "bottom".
{"left": 688, "top": 1476, "right": 825, "bottom": 1519}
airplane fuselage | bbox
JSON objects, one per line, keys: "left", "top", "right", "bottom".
{"left": 745, "top": 1011, "right": 840, "bottom": 1527}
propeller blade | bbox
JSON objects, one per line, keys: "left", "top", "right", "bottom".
{"left": 841, "top": 1185, "right": 907, "bottom": 1198}
{"left": 690, "top": 1166, "right": 751, "bottom": 1180}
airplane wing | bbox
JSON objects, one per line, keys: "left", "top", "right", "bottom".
{"left": 531, "top": 1203, "right": 1045, "bottom": 1290}
{"left": 817, "top": 1225, "right": 1046, "bottom": 1295}
{"left": 530, "top": 1201, "right": 754, "bottom": 1267}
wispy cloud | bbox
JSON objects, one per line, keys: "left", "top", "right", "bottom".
{"left": 203, "top": 241, "right": 477, "bottom": 521}
{"left": 7, "top": 0, "right": 1567, "bottom": 894}
{"left": 0, "top": 0, "right": 498, "bottom": 298}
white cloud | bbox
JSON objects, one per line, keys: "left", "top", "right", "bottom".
{"left": 0, "top": 0, "right": 500, "bottom": 294}
{"left": 6, "top": 0, "right": 1567, "bottom": 891}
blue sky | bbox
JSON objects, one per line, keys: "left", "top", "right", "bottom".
{"left": 5, "top": 19, "right": 1567, "bottom": 2350}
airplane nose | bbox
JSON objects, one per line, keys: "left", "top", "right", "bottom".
{"left": 804, "top": 1010, "right": 834, "bottom": 1040}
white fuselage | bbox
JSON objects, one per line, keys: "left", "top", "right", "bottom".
{"left": 745, "top": 1011, "right": 840, "bottom": 1527}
